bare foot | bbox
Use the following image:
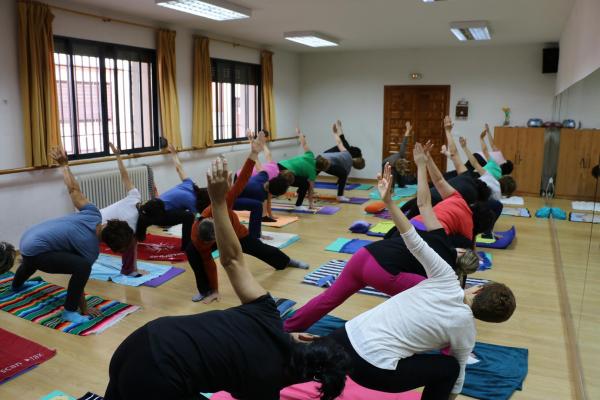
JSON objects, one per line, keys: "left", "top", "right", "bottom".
{"left": 202, "top": 292, "right": 221, "bottom": 304}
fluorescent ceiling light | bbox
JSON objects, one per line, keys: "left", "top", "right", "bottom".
{"left": 422, "top": 0, "right": 446, "bottom": 2}
{"left": 284, "top": 31, "right": 339, "bottom": 48}
{"left": 450, "top": 21, "right": 491, "bottom": 41}
{"left": 156, "top": 0, "right": 251, "bottom": 21}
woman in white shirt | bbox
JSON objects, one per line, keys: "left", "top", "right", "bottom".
{"left": 328, "top": 150, "right": 516, "bottom": 400}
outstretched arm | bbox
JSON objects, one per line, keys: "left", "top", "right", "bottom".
{"left": 263, "top": 136, "right": 273, "bottom": 163}
{"left": 378, "top": 163, "right": 413, "bottom": 235}
{"left": 168, "top": 144, "right": 188, "bottom": 181}
{"left": 484, "top": 123, "right": 500, "bottom": 151}
{"left": 297, "top": 128, "right": 310, "bottom": 152}
{"left": 109, "top": 143, "right": 134, "bottom": 192}
{"left": 443, "top": 116, "right": 467, "bottom": 175}
{"left": 398, "top": 121, "right": 412, "bottom": 158}
{"left": 49, "top": 147, "right": 90, "bottom": 210}
{"left": 479, "top": 128, "right": 491, "bottom": 160}
{"left": 207, "top": 157, "right": 267, "bottom": 304}
{"left": 415, "top": 143, "right": 443, "bottom": 231}
{"left": 332, "top": 123, "right": 348, "bottom": 152}
{"left": 460, "top": 137, "right": 488, "bottom": 177}
{"left": 424, "top": 142, "right": 456, "bottom": 199}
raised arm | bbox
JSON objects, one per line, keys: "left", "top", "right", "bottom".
{"left": 414, "top": 143, "right": 443, "bottom": 231}
{"left": 168, "top": 144, "right": 188, "bottom": 181}
{"left": 443, "top": 116, "right": 467, "bottom": 175}
{"left": 483, "top": 123, "right": 500, "bottom": 151}
{"left": 378, "top": 163, "right": 452, "bottom": 279}
{"left": 207, "top": 157, "right": 267, "bottom": 304}
{"left": 398, "top": 121, "right": 412, "bottom": 158}
{"left": 226, "top": 131, "right": 263, "bottom": 205}
{"left": 332, "top": 122, "right": 347, "bottom": 152}
{"left": 109, "top": 143, "right": 134, "bottom": 192}
{"left": 49, "top": 147, "right": 90, "bottom": 210}
{"left": 262, "top": 131, "right": 273, "bottom": 163}
{"left": 460, "top": 137, "right": 487, "bottom": 177}
{"left": 424, "top": 144, "right": 456, "bottom": 199}
{"left": 479, "top": 128, "right": 491, "bottom": 160}
{"left": 297, "top": 128, "right": 310, "bottom": 152}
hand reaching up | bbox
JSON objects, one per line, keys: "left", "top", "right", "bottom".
{"left": 423, "top": 140, "right": 434, "bottom": 156}
{"left": 249, "top": 130, "right": 265, "bottom": 154}
{"left": 377, "top": 163, "right": 393, "bottom": 204}
{"left": 413, "top": 143, "right": 428, "bottom": 166}
{"left": 206, "top": 157, "right": 230, "bottom": 204}
{"left": 109, "top": 142, "right": 121, "bottom": 155}
{"left": 336, "top": 120, "right": 343, "bottom": 135}
{"left": 405, "top": 121, "right": 413, "bottom": 136}
{"left": 459, "top": 136, "right": 467, "bottom": 148}
{"left": 441, "top": 145, "right": 451, "bottom": 158}
{"left": 332, "top": 122, "right": 340, "bottom": 136}
{"left": 167, "top": 143, "right": 177, "bottom": 154}
{"left": 49, "top": 146, "right": 68, "bottom": 166}
{"left": 444, "top": 116, "right": 453, "bottom": 133}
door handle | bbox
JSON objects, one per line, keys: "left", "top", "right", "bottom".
{"left": 580, "top": 158, "right": 585, "bottom": 168}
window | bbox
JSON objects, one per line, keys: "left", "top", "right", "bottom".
{"left": 211, "top": 58, "right": 261, "bottom": 143}
{"left": 54, "top": 37, "right": 159, "bottom": 159}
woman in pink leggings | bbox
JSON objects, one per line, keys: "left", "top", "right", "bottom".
{"left": 284, "top": 144, "right": 480, "bottom": 333}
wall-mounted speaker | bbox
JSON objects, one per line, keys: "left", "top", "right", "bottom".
{"left": 543, "top": 48, "right": 559, "bottom": 74}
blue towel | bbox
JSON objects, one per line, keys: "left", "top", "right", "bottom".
{"left": 340, "top": 239, "right": 374, "bottom": 254}
{"left": 90, "top": 254, "right": 171, "bottom": 287}
{"left": 283, "top": 311, "right": 346, "bottom": 336}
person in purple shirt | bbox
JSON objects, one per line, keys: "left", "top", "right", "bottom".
{"left": 8, "top": 146, "right": 133, "bottom": 323}
{"left": 136, "top": 145, "right": 208, "bottom": 250}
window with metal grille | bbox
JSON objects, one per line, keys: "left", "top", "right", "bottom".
{"left": 211, "top": 58, "right": 261, "bottom": 143}
{"left": 54, "top": 37, "right": 159, "bottom": 159}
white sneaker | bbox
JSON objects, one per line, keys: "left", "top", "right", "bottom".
{"left": 337, "top": 196, "right": 351, "bottom": 202}
{"left": 295, "top": 205, "right": 309, "bottom": 211}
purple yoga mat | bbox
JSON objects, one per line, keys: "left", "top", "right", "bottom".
{"left": 346, "top": 197, "right": 369, "bottom": 205}
{"left": 314, "top": 182, "right": 360, "bottom": 190}
{"left": 142, "top": 267, "right": 185, "bottom": 287}
{"left": 316, "top": 206, "right": 340, "bottom": 215}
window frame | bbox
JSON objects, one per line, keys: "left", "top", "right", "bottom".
{"left": 211, "top": 57, "right": 262, "bottom": 144}
{"left": 54, "top": 36, "right": 160, "bottom": 160}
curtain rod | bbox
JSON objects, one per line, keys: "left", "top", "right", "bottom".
{"left": 48, "top": 4, "right": 264, "bottom": 51}
{"left": 0, "top": 136, "right": 297, "bottom": 176}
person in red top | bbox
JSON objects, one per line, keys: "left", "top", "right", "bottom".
{"left": 409, "top": 142, "right": 495, "bottom": 243}
{"left": 185, "top": 132, "right": 309, "bottom": 303}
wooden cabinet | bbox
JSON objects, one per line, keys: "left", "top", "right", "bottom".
{"left": 556, "top": 129, "right": 600, "bottom": 199}
{"left": 493, "top": 127, "right": 545, "bottom": 195}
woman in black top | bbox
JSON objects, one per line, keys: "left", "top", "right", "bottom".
{"left": 105, "top": 158, "right": 350, "bottom": 400}
{"left": 284, "top": 147, "right": 480, "bottom": 333}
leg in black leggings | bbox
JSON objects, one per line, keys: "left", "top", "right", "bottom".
{"left": 325, "top": 164, "right": 349, "bottom": 197}
{"left": 240, "top": 236, "right": 290, "bottom": 270}
{"left": 234, "top": 198, "right": 263, "bottom": 239}
{"left": 12, "top": 252, "right": 91, "bottom": 312}
{"left": 330, "top": 328, "right": 460, "bottom": 400}
{"left": 147, "top": 209, "right": 195, "bottom": 250}
{"left": 484, "top": 199, "right": 503, "bottom": 236}
{"left": 105, "top": 326, "right": 204, "bottom": 400}
{"left": 184, "top": 242, "right": 214, "bottom": 295}
{"left": 292, "top": 175, "right": 310, "bottom": 206}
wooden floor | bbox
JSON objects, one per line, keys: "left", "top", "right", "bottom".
{"left": 0, "top": 190, "right": 577, "bottom": 399}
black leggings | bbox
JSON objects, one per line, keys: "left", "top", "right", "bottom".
{"left": 137, "top": 209, "right": 195, "bottom": 250}
{"left": 444, "top": 153, "right": 488, "bottom": 180}
{"left": 12, "top": 252, "right": 91, "bottom": 312}
{"left": 324, "top": 164, "right": 349, "bottom": 196}
{"left": 279, "top": 164, "right": 310, "bottom": 206}
{"left": 185, "top": 236, "right": 291, "bottom": 294}
{"left": 330, "top": 328, "right": 460, "bottom": 400}
{"left": 324, "top": 134, "right": 362, "bottom": 158}
{"left": 105, "top": 325, "right": 206, "bottom": 400}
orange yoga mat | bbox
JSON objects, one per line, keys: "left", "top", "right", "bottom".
{"left": 234, "top": 210, "right": 299, "bottom": 228}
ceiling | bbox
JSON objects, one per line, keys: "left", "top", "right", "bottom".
{"left": 58, "top": 0, "right": 575, "bottom": 51}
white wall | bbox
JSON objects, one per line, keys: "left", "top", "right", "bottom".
{"left": 556, "top": 67, "right": 600, "bottom": 128}
{"left": 0, "top": 0, "right": 301, "bottom": 246}
{"left": 298, "top": 44, "right": 556, "bottom": 179}
{"left": 556, "top": 0, "right": 600, "bottom": 94}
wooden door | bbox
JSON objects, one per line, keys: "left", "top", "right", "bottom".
{"left": 578, "top": 130, "right": 600, "bottom": 198}
{"left": 514, "top": 128, "right": 545, "bottom": 195}
{"left": 383, "top": 85, "right": 449, "bottom": 174}
{"left": 556, "top": 129, "right": 582, "bottom": 198}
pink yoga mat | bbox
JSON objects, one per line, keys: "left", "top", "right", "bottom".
{"left": 210, "top": 377, "right": 421, "bottom": 400}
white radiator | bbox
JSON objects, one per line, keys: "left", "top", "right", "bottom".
{"left": 77, "top": 165, "right": 154, "bottom": 209}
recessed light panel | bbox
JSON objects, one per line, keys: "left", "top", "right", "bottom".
{"left": 156, "top": 0, "right": 251, "bottom": 21}
{"left": 284, "top": 31, "right": 339, "bottom": 48}
{"left": 450, "top": 21, "right": 491, "bottom": 41}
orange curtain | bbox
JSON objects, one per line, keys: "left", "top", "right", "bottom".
{"left": 192, "top": 36, "right": 213, "bottom": 148}
{"left": 17, "top": 0, "right": 61, "bottom": 167}
{"left": 260, "top": 50, "right": 277, "bottom": 138}
{"left": 157, "top": 29, "right": 182, "bottom": 149}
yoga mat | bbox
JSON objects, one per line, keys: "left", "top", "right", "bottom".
{"left": 572, "top": 201, "right": 600, "bottom": 211}
{"left": 367, "top": 221, "right": 395, "bottom": 237}
{"left": 316, "top": 195, "right": 369, "bottom": 205}
{"left": 210, "top": 378, "right": 421, "bottom": 400}
{"left": 234, "top": 210, "right": 299, "bottom": 228}
{"left": 142, "top": 266, "right": 185, "bottom": 287}
{"left": 261, "top": 231, "right": 300, "bottom": 249}
{"left": 500, "top": 196, "right": 524, "bottom": 206}
{"left": 271, "top": 202, "right": 340, "bottom": 215}
{"left": 369, "top": 185, "right": 417, "bottom": 200}
{"left": 0, "top": 328, "right": 56, "bottom": 384}
{"left": 314, "top": 181, "right": 360, "bottom": 190}
{"left": 476, "top": 226, "right": 516, "bottom": 249}
{"left": 465, "top": 277, "right": 491, "bottom": 289}
{"left": 569, "top": 212, "right": 600, "bottom": 223}
{"left": 302, "top": 260, "right": 390, "bottom": 298}
{"left": 501, "top": 207, "right": 531, "bottom": 218}
{"left": 355, "top": 184, "right": 374, "bottom": 190}
{"left": 90, "top": 254, "right": 171, "bottom": 287}
{"left": 77, "top": 394, "right": 103, "bottom": 400}
{"left": 0, "top": 273, "right": 140, "bottom": 336}
{"left": 101, "top": 233, "right": 186, "bottom": 262}
{"left": 325, "top": 238, "right": 374, "bottom": 254}
{"left": 40, "top": 391, "right": 75, "bottom": 400}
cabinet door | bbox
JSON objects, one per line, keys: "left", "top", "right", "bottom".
{"left": 556, "top": 130, "right": 593, "bottom": 198}
{"left": 493, "top": 127, "right": 519, "bottom": 165}
{"left": 514, "top": 128, "right": 545, "bottom": 195}
{"left": 579, "top": 130, "right": 600, "bottom": 198}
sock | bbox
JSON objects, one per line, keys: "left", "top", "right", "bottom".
{"left": 62, "top": 310, "right": 91, "bottom": 324}
{"left": 288, "top": 259, "right": 309, "bottom": 269}
{"left": 192, "top": 292, "right": 209, "bottom": 302}
{"left": 337, "top": 196, "right": 350, "bottom": 202}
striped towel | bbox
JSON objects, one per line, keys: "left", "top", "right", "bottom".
{"left": 0, "top": 273, "right": 139, "bottom": 336}
{"left": 302, "top": 260, "right": 389, "bottom": 298}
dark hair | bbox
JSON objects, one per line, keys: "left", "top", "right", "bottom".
{"left": 0, "top": 242, "right": 16, "bottom": 275}
{"left": 316, "top": 155, "right": 331, "bottom": 172}
{"left": 139, "top": 198, "right": 166, "bottom": 218}
{"left": 193, "top": 184, "right": 211, "bottom": 213}
{"left": 592, "top": 164, "right": 599, "bottom": 179}
{"left": 101, "top": 220, "right": 134, "bottom": 252}
{"left": 498, "top": 176, "right": 517, "bottom": 196}
{"left": 260, "top": 129, "right": 270, "bottom": 138}
{"left": 470, "top": 202, "right": 496, "bottom": 235}
{"left": 268, "top": 175, "right": 290, "bottom": 197}
{"left": 472, "top": 282, "right": 516, "bottom": 322}
{"left": 288, "top": 337, "right": 351, "bottom": 400}
{"left": 352, "top": 157, "right": 366, "bottom": 170}
{"left": 473, "top": 178, "right": 492, "bottom": 201}
{"left": 198, "top": 218, "right": 215, "bottom": 242}
{"left": 500, "top": 160, "right": 514, "bottom": 175}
